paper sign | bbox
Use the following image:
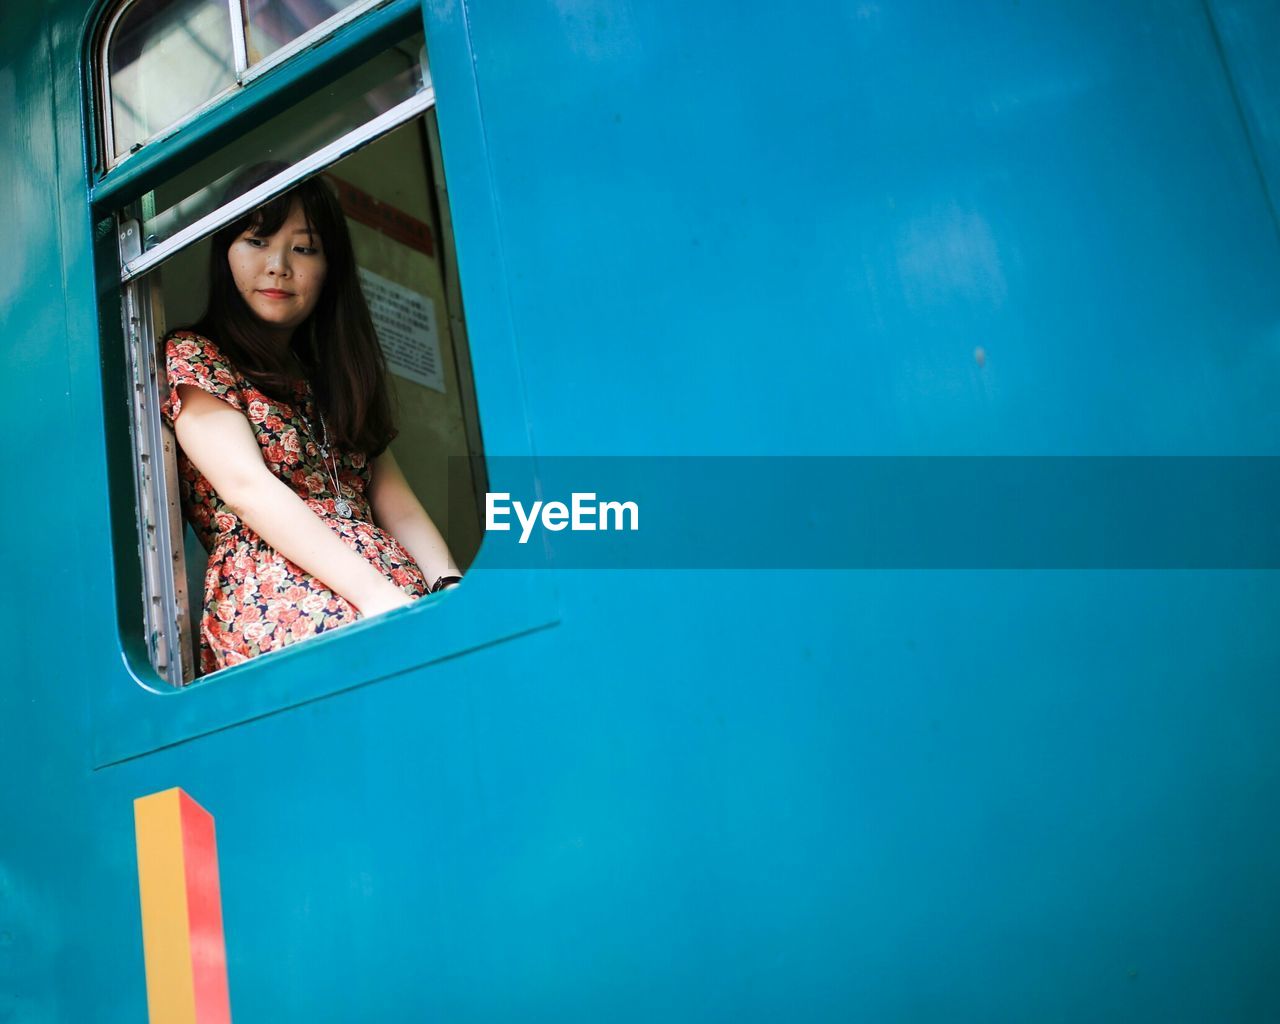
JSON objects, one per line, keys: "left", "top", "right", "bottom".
{"left": 358, "top": 267, "right": 446, "bottom": 393}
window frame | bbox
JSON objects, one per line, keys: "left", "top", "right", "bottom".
{"left": 88, "top": 0, "right": 419, "bottom": 196}
{"left": 78, "top": 0, "right": 559, "bottom": 768}
{"left": 96, "top": 0, "right": 394, "bottom": 171}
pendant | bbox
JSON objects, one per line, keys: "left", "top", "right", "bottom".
{"left": 335, "top": 498, "right": 353, "bottom": 519}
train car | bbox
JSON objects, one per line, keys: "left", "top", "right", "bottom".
{"left": 3, "top": 0, "right": 1279, "bottom": 1020}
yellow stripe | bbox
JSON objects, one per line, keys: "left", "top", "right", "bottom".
{"left": 135, "top": 788, "right": 197, "bottom": 1024}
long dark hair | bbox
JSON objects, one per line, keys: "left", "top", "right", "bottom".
{"left": 189, "top": 162, "right": 395, "bottom": 456}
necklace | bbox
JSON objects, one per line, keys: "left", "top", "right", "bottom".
{"left": 300, "top": 401, "right": 354, "bottom": 519}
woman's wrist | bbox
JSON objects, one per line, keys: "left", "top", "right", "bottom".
{"left": 429, "top": 574, "right": 463, "bottom": 594}
{"left": 353, "top": 579, "right": 416, "bottom": 616}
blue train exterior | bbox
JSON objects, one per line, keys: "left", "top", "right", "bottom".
{"left": 3, "top": 1, "right": 1280, "bottom": 1021}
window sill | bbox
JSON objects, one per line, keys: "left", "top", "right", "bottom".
{"left": 94, "top": 566, "right": 558, "bottom": 768}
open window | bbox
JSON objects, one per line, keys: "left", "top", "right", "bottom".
{"left": 93, "top": 0, "right": 485, "bottom": 685}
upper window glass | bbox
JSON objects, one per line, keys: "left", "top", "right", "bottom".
{"left": 100, "top": 0, "right": 373, "bottom": 166}
{"left": 246, "top": 0, "right": 357, "bottom": 62}
{"left": 137, "top": 31, "right": 426, "bottom": 259}
{"left": 107, "top": 0, "right": 236, "bottom": 158}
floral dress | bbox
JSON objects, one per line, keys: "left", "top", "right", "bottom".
{"left": 161, "top": 330, "right": 430, "bottom": 677}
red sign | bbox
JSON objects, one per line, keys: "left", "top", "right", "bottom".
{"left": 327, "top": 174, "right": 435, "bottom": 258}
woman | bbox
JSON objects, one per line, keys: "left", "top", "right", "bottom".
{"left": 162, "top": 167, "right": 461, "bottom": 676}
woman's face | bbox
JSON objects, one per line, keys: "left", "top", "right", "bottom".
{"left": 227, "top": 198, "right": 328, "bottom": 340}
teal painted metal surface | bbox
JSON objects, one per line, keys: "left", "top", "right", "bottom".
{"left": 1205, "top": 0, "right": 1280, "bottom": 233}
{"left": 2, "top": 1, "right": 1279, "bottom": 1022}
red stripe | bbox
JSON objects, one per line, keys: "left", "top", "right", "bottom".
{"left": 327, "top": 174, "right": 436, "bottom": 257}
{"left": 178, "top": 791, "right": 232, "bottom": 1024}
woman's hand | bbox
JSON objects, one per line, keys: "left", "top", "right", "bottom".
{"left": 355, "top": 585, "right": 418, "bottom": 618}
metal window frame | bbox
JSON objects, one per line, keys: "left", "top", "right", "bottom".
{"left": 120, "top": 86, "right": 435, "bottom": 283}
{"left": 228, "top": 0, "right": 250, "bottom": 78}
{"left": 118, "top": 215, "right": 194, "bottom": 686}
{"left": 98, "top": 0, "right": 393, "bottom": 171}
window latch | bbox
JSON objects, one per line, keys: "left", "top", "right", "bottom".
{"left": 118, "top": 217, "right": 142, "bottom": 263}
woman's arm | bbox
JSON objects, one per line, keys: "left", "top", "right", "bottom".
{"left": 368, "top": 449, "right": 461, "bottom": 584}
{"left": 173, "top": 385, "right": 414, "bottom": 617}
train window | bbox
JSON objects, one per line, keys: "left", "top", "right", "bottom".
{"left": 98, "top": 0, "right": 378, "bottom": 168}
{"left": 245, "top": 0, "right": 372, "bottom": 64}
{"left": 105, "top": 0, "right": 236, "bottom": 159}
{"left": 96, "top": 4, "right": 485, "bottom": 686}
